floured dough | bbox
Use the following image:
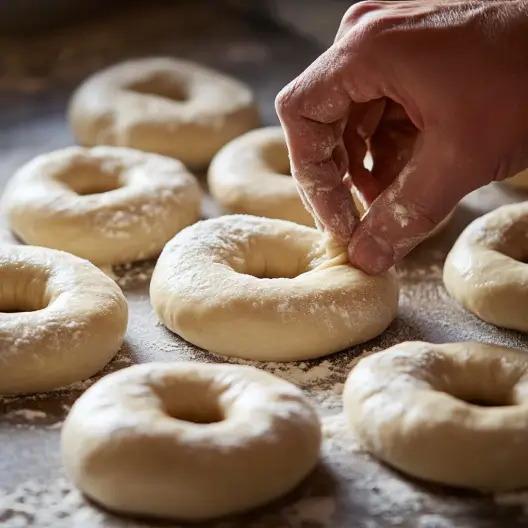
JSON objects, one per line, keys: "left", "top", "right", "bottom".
{"left": 344, "top": 341, "right": 528, "bottom": 491}
{"left": 61, "top": 362, "right": 321, "bottom": 521}
{"left": 1, "top": 146, "right": 202, "bottom": 266}
{"left": 68, "top": 57, "right": 260, "bottom": 167}
{"left": 150, "top": 214, "right": 399, "bottom": 361}
{"left": 208, "top": 126, "right": 315, "bottom": 225}
{"left": 443, "top": 202, "right": 528, "bottom": 332}
{"left": 0, "top": 244, "right": 128, "bottom": 395}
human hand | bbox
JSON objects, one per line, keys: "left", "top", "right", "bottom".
{"left": 276, "top": 0, "right": 528, "bottom": 274}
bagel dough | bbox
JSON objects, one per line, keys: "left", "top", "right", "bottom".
{"left": 209, "top": 126, "right": 452, "bottom": 237}
{"left": 68, "top": 58, "right": 260, "bottom": 168}
{"left": 208, "top": 127, "right": 314, "bottom": 226}
{"left": 344, "top": 341, "right": 528, "bottom": 491}
{"left": 1, "top": 146, "right": 202, "bottom": 266}
{"left": 61, "top": 362, "right": 322, "bottom": 521}
{"left": 150, "top": 215, "right": 399, "bottom": 361}
{"left": 443, "top": 202, "right": 528, "bottom": 332}
{"left": 0, "top": 245, "right": 127, "bottom": 395}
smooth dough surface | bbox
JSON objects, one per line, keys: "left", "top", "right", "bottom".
{"left": 443, "top": 202, "right": 528, "bottom": 332}
{"left": 150, "top": 215, "right": 399, "bottom": 361}
{"left": 208, "top": 127, "right": 315, "bottom": 226}
{"left": 344, "top": 341, "right": 528, "bottom": 491}
{"left": 1, "top": 146, "right": 202, "bottom": 266}
{"left": 0, "top": 245, "right": 128, "bottom": 395}
{"left": 61, "top": 362, "right": 321, "bottom": 521}
{"left": 68, "top": 57, "right": 260, "bottom": 168}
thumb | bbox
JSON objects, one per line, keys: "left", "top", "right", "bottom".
{"left": 348, "top": 133, "right": 488, "bottom": 274}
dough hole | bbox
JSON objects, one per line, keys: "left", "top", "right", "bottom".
{"left": 0, "top": 267, "right": 49, "bottom": 313}
{"left": 167, "top": 403, "right": 225, "bottom": 425}
{"left": 55, "top": 160, "right": 123, "bottom": 196}
{"left": 231, "top": 235, "right": 310, "bottom": 280}
{"left": 126, "top": 75, "right": 188, "bottom": 103}
{"left": 465, "top": 398, "right": 513, "bottom": 408}
{"left": 158, "top": 382, "right": 226, "bottom": 425}
{"left": 260, "top": 140, "right": 291, "bottom": 176}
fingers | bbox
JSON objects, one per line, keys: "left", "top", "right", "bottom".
{"left": 343, "top": 99, "right": 386, "bottom": 205}
{"left": 276, "top": 38, "right": 386, "bottom": 244}
{"left": 368, "top": 101, "right": 418, "bottom": 198}
{"left": 348, "top": 133, "right": 484, "bottom": 274}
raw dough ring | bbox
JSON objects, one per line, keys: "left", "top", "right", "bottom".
{"left": 208, "top": 126, "right": 452, "bottom": 237}
{"left": 68, "top": 57, "right": 260, "bottom": 168}
{"left": 443, "top": 202, "right": 528, "bottom": 332}
{"left": 1, "top": 146, "right": 202, "bottom": 266}
{"left": 61, "top": 362, "right": 321, "bottom": 521}
{"left": 0, "top": 245, "right": 127, "bottom": 395}
{"left": 208, "top": 127, "right": 314, "bottom": 226}
{"left": 150, "top": 214, "right": 399, "bottom": 361}
{"left": 344, "top": 341, "right": 528, "bottom": 491}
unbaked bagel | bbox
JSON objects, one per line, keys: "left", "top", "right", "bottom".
{"left": 150, "top": 215, "right": 399, "bottom": 361}
{"left": 344, "top": 341, "right": 528, "bottom": 491}
{"left": 61, "top": 362, "right": 321, "bottom": 521}
{"left": 209, "top": 127, "right": 452, "bottom": 237}
{"left": 208, "top": 127, "right": 314, "bottom": 226}
{"left": 0, "top": 244, "right": 127, "bottom": 395}
{"left": 1, "top": 146, "right": 202, "bottom": 266}
{"left": 68, "top": 58, "right": 260, "bottom": 168}
{"left": 443, "top": 202, "right": 528, "bottom": 332}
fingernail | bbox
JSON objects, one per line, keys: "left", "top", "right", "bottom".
{"left": 348, "top": 232, "right": 394, "bottom": 274}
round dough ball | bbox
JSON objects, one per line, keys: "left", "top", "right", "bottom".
{"left": 208, "top": 126, "right": 452, "bottom": 237}
{"left": 0, "top": 244, "right": 128, "bottom": 395}
{"left": 344, "top": 341, "right": 528, "bottom": 491}
{"left": 1, "top": 146, "right": 202, "bottom": 266}
{"left": 68, "top": 57, "right": 260, "bottom": 168}
{"left": 150, "top": 214, "right": 399, "bottom": 361}
{"left": 61, "top": 362, "right": 321, "bottom": 521}
{"left": 443, "top": 202, "right": 528, "bottom": 332}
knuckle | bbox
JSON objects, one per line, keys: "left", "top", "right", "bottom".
{"left": 341, "top": 1, "right": 383, "bottom": 32}
{"left": 274, "top": 81, "right": 300, "bottom": 119}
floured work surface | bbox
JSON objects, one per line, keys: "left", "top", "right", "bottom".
{"left": 1, "top": 3, "right": 528, "bottom": 527}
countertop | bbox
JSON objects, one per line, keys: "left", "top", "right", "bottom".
{"left": 1, "top": 3, "right": 528, "bottom": 527}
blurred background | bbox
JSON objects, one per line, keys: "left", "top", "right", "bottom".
{"left": 0, "top": 1, "right": 352, "bottom": 126}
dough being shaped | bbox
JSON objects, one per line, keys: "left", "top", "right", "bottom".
{"left": 61, "top": 362, "right": 321, "bottom": 521}
{"left": 1, "top": 146, "right": 202, "bottom": 266}
{"left": 0, "top": 244, "right": 127, "bottom": 395}
{"left": 68, "top": 57, "right": 260, "bottom": 168}
{"left": 209, "top": 126, "right": 452, "bottom": 237}
{"left": 344, "top": 341, "right": 528, "bottom": 491}
{"left": 150, "top": 214, "right": 399, "bottom": 361}
{"left": 443, "top": 202, "right": 528, "bottom": 332}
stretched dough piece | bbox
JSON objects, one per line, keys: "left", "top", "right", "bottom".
{"left": 150, "top": 215, "right": 399, "bottom": 361}
{"left": 1, "top": 146, "right": 201, "bottom": 266}
{"left": 68, "top": 57, "right": 260, "bottom": 168}
{"left": 0, "top": 245, "right": 128, "bottom": 395}
{"left": 209, "top": 126, "right": 452, "bottom": 237}
{"left": 443, "top": 202, "right": 528, "bottom": 332}
{"left": 344, "top": 341, "right": 528, "bottom": 491}
{"left": 61, "top": 362, "right": 321, "bottom": 521}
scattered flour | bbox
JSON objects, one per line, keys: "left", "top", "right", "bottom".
{"left": 3, "top": 410, "right": 47, "bottom": 421}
